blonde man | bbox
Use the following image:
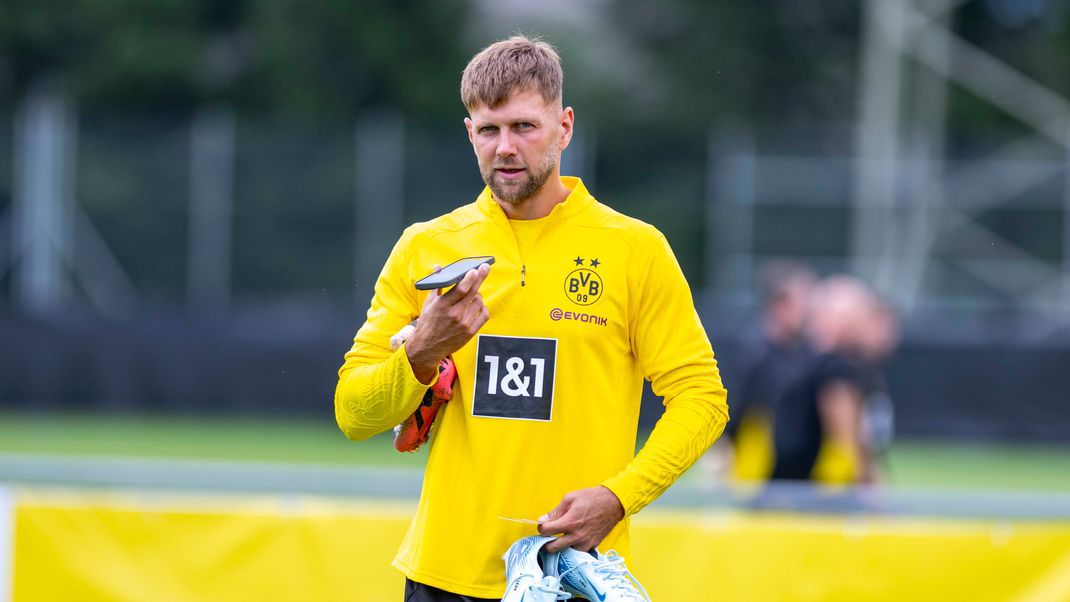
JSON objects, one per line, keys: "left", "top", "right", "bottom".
{"left": 335, "top": 35, "right": 729, "bottom": 601}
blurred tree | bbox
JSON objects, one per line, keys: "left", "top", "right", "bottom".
{"left": 0, "top": 0, "right": 473, "bottom": 118}
{"left": 605, "top": 0, "right": 861, "bottom": 138}
{"left": 606, "top": 0, "right": 1070, "bottom": 146}
{"left": 948, "top": 0, "right": 1070, "bottom": 144}
{"left": 3, "top": 0, "right": 208, "bottom": 111}
{"left": 243, "top": 0, "right": 472, "bottom": 119}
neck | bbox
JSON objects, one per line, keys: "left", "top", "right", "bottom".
{"left": 495, "top": 171, "right": 570, "bottom": 220}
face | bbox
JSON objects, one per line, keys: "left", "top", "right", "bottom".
{"left": 772, "top": 277, "right": 814, "bottom": 341}
{"left": 465, "top": 88, "right": 573, "bottom": 206}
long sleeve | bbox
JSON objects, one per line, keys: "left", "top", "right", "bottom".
{"left": 335, "top": 230, "right": 434, "bottom": 441}
{"left": 602, "top": 232, "right": 729, "bottom": 514}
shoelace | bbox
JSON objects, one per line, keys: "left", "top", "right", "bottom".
{"left": 532, "top": 576, "right": 572, "bottom": 600}
{"left": 559, "top": 551, "right": 651, "bottom": 602}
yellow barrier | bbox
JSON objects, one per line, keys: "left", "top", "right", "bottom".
{"left": 633, "top": 511, "right": 1070, "bottom": 602}
{"left": 12, "top": 488, "right": 1070, "bottom": 601}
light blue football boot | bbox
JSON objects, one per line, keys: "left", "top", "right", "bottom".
{"left": 502, "top": 535, "right": 573, "bottom": 602}
{"left": 542, "top": 546, "right": 651, "bottom": 602}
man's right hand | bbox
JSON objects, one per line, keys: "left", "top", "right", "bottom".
{"left": 405, "top": 263, "right": 492, "bottom": 383}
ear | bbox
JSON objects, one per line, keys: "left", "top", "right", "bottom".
{"left": 558, "top": 107, "right": 575, "bottom": 151}
{"left": 464, "top": 117, "right": 475, "bottom": 145}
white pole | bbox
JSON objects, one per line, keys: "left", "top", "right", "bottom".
{"left": 852, "top": 0, "right": 906, "bottom": 284}
{"left": 12, "top": 89, "right": 74, "bottom": 316}
{"left": 187, "top": 106, "right": 236, "bottom": 316}
{"left": 354, "top": 108, "right": 405, "bottom": 306}
{"left": 896, "top": 2, "right": 950, "bottom": 312}
{"left": 1064, "top": 128, "right": 1070, "bottom": 323}
{"left": 708, "top": 122, "right": 755, "bottom": 305}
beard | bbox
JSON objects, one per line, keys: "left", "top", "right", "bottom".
{"left": 481, "top": 145, "right": 559, "bottom": 206}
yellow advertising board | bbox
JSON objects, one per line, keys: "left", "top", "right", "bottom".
{"left": 10, "top": 488, "right": 1070, "bottom": 601}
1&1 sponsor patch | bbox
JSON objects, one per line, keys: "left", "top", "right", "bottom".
{"left": 472, "top": 334, "right": 557, "bottom": 421}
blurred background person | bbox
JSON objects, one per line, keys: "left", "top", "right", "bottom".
{"left": 855, "top": 298, "right": 900, "bottom": 484}
{"left": 770, "top": 275, "right": 887, "bottom": 485}
{"left": 711, "top": 260, "right": 817, "bottom": 483}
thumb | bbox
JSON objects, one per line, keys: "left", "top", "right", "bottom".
{"left": 537, "top": 498, "right": 571, "bottom": 532}
{"left": 430, "top": 264, "right": 446, "bottom": 296}
{"left": 420, "top": 265, "right": 442, "bottom": 311}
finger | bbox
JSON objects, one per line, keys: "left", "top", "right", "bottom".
{"left": 455, "top": 263, "right": 492, "bottom": 301}
{"left": 537, "top": 520, "right": 565, "bottom": 537}
{"left": 462, "top": 293, "right": 483, "bottom": 318}
{"left": 462, "top": 302, "right": 488, "bottom": 334}
{"left": 442, "top": 267, "right": 482, "bottom": 301}
{"left": 537, "top": 497, "right": 571, "bottom": 526}
{"left": 428, "top": 265, "right": 445, "bottom": 297}
{"left": 537, "top": 511, "right": 567, "bottom": 536}
{"left": 472, "top": 262, "right": 492, "bottom": 286}
{"left": 536, "top": 510, "right": 575, "bottom": 537}
{"left": 468, "top": 306, "right": 490, "bottom": 333}
{"left": 459, "top": 263, "right": 492, "bottom": 301}
{"left": 544, "top": 533, "right": 582, "bottom": 553}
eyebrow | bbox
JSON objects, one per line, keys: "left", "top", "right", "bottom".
{"left": 474, "top": 116, "right": 540, "bottom": 128}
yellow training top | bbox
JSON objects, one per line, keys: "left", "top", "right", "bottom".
{"left": 335, "top": 177, "right": 728, "bottom": 598}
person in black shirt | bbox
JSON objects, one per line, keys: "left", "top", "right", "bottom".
{"left": 770, "top": 275, "right": 890, "bottom": 484}
{"left": 721, "top": 261, "right": 817, "bottom": 481}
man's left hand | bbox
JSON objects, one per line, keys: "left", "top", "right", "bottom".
{"left": 537, "top": 486, "right": 625, "bottom": 553}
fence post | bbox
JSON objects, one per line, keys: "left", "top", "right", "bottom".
{"left": 354, "top": 108, "right": 405, "bottom": 306}
{"left": 1064, "top": 129, "right": 1070, "bottom": 323}
{"left": 707, "top": 122, "right": 756, "bottom": 310}
{"left": 187, "top": 106, "right": 236, "bottom": 316}
{"left": 11, "top": 88, "right": 75, "bottom": 316}
{"left": 852, "top": 0, "right": 906, "bottom": 285}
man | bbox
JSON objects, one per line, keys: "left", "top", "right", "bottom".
{"left": 855, "top": 298, "right": 900, "bottom": 483}
{"left": 335, "top": 35, "right": 728, "bottom": 600}
{"left": 719, "top": 260, "right": 815, "bottom": 481}
{"left": 770, "top": 275, "right": 878, "bottom": 484}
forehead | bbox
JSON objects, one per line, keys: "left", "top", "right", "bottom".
{"left": 468, "top": 88, "right": 557, "bottom": 122}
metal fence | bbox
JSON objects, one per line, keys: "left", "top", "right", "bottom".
{"left": 6, "top": 92, "right": 1070, "bottom": 344}
{"left": 3, "top": 93, "right": 1070, "bottom": 438}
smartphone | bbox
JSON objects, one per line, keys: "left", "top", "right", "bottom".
{"left": 415, "top": 256, "right": 495, "bottom": 290}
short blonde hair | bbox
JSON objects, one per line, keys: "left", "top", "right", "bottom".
{"left": 460, "top": 35, "right": 563, "bottom": 111}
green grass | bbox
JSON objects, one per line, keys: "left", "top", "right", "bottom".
{"left": 2, "top": 411, "right": 1068, "bottom": 492}
{"left": 885, "top": 440, "right": 1070, "bottom": 492}
{"left": 0, "top": 411, "right": 426, "bottom": 468}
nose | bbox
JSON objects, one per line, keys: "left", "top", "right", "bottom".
{"left": 496, "top": 130, "right": 517, "bottom": 158}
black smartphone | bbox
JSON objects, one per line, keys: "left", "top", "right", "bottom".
{"left": 415, "top": 256, "right": 495, "bottom": 290}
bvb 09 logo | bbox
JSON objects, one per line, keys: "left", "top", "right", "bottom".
{"left": 564, "top": 268, "right": 603, "bottom": 306}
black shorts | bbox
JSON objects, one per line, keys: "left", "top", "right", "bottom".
{"left": 404, "top": 579, "right": 500, "bottom": 602}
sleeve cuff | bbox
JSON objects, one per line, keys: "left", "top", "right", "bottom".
{"left": 399, "top": 341, "right": 438, "bottom": 388}
{"left": 601, "top": 474, "right": 641, "bottom": 517}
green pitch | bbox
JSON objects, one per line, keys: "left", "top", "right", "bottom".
{"left": 1, "top": 410, "right": 1069, "bottom": 492}
{"left": 0, "top": 411, "right": 426, "bottom": 468}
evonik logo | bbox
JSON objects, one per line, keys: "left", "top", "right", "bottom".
{"left": 549, "top": 307, "right": 608, "bottom": 326}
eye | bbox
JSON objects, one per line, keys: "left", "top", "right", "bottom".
{"left": 516, "top": 122, "right": 534, "bottom": 130}
{"left": 478, "top": 125, "right": 498, "bottom": 134}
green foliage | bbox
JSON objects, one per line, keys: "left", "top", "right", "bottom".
{"left": 245, "top": 0, "right": 472, "bottom": 119}
{"left": 0, "top": 0, "right": 473, "bottom": 117}
{"left": 605, "top": 0, "right": 861, "bottom": 132}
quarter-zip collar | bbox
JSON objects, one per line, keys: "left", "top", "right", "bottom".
{"left": 476, "top": 177, "right": 595, "bottom": 225}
